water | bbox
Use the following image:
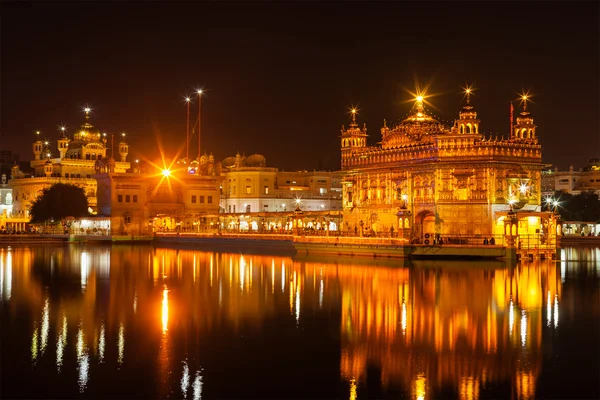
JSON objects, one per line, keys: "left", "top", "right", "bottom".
{"left": 0, "top": 244, "right": 598, "bottom": 399}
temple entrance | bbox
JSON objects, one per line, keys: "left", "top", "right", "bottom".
{"left": 414, "top": 210, "right": 436, "bottom": 241}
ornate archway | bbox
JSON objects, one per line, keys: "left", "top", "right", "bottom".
{"left": 414, "top": 209, "right": 436, "bottom": 240}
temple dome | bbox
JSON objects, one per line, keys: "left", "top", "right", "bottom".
{"left": 381, "top": 101, "right": 450, "bottom": 149}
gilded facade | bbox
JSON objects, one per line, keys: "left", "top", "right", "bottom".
{"left": 341, "top": 93, "right": 543, "bottom": 239}
{"left": 9, "top": 109, "right": 130, "bottom": 217}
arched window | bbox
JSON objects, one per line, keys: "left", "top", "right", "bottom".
{"left": 460, "top": 125, "right": 464, "bottom": 134}
{"left": 86, "top": 153, "right": 91, "bottom": 160}
{"left": 466, "top": 124, "right": 472, "bottom": 134}
{"left": 92, "top": 153, "right": 96, "bottom": 160}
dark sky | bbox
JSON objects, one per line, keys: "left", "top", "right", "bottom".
{"left": 1, "top": 1, "right": 598, "bottom": 171}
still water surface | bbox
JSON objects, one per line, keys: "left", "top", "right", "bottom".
{"left": 0, "top": 245, "right": 598, "bottom": 399}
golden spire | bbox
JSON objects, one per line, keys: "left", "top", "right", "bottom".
{"left": 465, "top": 88, "right": 471, "bottom": 105}
{"left": 522, "top": 94, "right": 528, "bottom": 112}
{"left": 84, "top": 106, "right": 91, "bottom": 120}
{"left": 415, "top": 95, "right": 424, "bottom": 114}
{"left": 351, "top": 108, "right": 357, "bottom": 124}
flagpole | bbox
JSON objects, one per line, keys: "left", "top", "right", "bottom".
{"left": 197, "top": 90, "right": 202, "bottom": 160}
{"left": 185, "top": 97, "right": 190, "bottom": 163}
{"left": 510, "top": 101, "right": 514, "bottom": 139}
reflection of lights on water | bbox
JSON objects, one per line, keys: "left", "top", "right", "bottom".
{"left": 229, "top": 258, "right": 233, "bottom": 289}
{"left": 0, "top": 252, "right": 3, "bottom": 299}
{"left": 118, "top": 323, "right": 125, "bottom": 365}
{"left": 181, "top": 361, "right": 190, "bottom": 399}
{"left": 77, "top": 326, "right": 84, "bottom": 358}
{"left": 401, "top": 301, "right": 407, "bottom": 335}
{"left": 319, "top": 279, "right": 324, "bottom": 309}
{"left": 76, "top": 325, "right": 89, "bottom": 392}
{"left": 240, "top": 256, "right": 245, "bottom": 293}
{"left": 509, "top": 299, "right": 514, "bottom": 335}
{"left": 281, "top": 262, "right": 285, "bottom": 293}
{"left": 78, "top": 353, "right": 89, "bottom": 393}
{"left": 289, "top": 278, "right": 294, "bottom": 314}
{"left": 459, "top": 377, "right": 479, "bottom": 400}
{"left": 210, "top": 255, "right": 213, "bottom": 287}
{"left": 349, "top": 378, "right": 357, "bottom": 400}
{"left": 218, "top": 281, "right": 222, "bottom": 307}
{"left": 56, "top": 333, "right": 64, "bottom": 372}
{"left": 133, "top": 290, "right": 137, "bottom": 314}
{"left": 192, "top": 370, "right": 203, "bottom": 400}
{"left": 56, "top": 314, "right": 67, "bottom": 372}
{"left": 414, "top": 374, "right": 427, "bottom": 400}
{"left": 81, "top": 252, "right": 90, "bottom": 292}
{"left": 4, "top": 250, "right": 12, "bottom": 300}
{"left": 162, "top": 287, "right": 169, "bottom": 334}
{"left": 271, "top": 260, "right": 275, "bottom": 294}
{"left": 99, "top": 324, "right": 105, "bottom": 363}
{"left": 546, "top": 291, "right": 551, "bottom": 327}
{"left": 295, "top": 281, "right": 301, "bottom": 324}
{"left": 554, "top": 295, "right": 559, "bottom": 328}
{"left": 520, "top": 310, "right": 527, "bottom": 347}
{"left": 193, "top": 255, "right": 197, "bottom": 283}
{"left": 31, "top": 326, "right": 39, "bottom": 363}
{"left": 560, "top": 250, "right": 566, "bottom": 283}
{"left": 41, "top": 298, "right": 50, "bottom": 354}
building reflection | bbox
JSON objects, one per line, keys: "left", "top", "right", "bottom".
{"left": 334, "top": 259, "right": 562, "bottom": 400}
{"left": 1, "top": 246, "right": 592, "bottom": 398}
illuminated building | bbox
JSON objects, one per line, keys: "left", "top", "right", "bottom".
{"left": 95, "top": 163, "right": 222, "bottom": 235}
{"left": 220, "top": 152, "right": 343, "bottom": 214}
{"left": 552, "top": 159, "right": 600, "bottom": 195}
{"left": 340, "top": 92, "right": 547, "bottom": 239}
{"left": 9, "top": 108, "right": 130, "bottom": 217}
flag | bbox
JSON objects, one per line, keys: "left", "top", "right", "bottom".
{"left": 510, "top": 102, "right": 514, "bottom": 123}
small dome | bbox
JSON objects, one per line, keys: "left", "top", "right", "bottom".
{"left": 244, "top": 154, "right": 266, "bottom": 167}
{"left": 222, "top": 156, "right": 236, "bottom": 168}
{"left": 45, "top": 159, "right": 52, "bottom": 165}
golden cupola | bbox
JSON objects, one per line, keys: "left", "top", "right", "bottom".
{"left": 381, "top": 96, "right": 449, "bottom": 149}
{"left": 513, "top": 95, "right": 537, "bottom": 142}
{"left": 65, "top": 106, "right": 108, "bottom": 160}
{"left": 454, "top": 88, "right": 480, "bottom": 134}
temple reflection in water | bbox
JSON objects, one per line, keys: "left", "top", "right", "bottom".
{"left": 0, "top": 246, "right": 597, "bottom": 399}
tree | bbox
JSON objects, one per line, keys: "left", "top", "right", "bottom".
{"left": 30, "top": 183, "right": 89, "bottom": 223}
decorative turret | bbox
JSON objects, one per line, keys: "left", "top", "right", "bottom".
{"left": 57, "top": 128, "right": 69, "bottom": 159}
{"left": 118, "top": 133, "right": 129, "bottom": 162}
{"left": 33, "top": 131, "right": 43, "bottom": 161}
{"left": 44, "top": 158, "right": 53, "bottom": 177}
{"left": 512, "top": 95, "right": 537, "bottom": 142}
{"left": 10, "top": 162, "right": 19, "bottom": 180}
{"left": 341, "top": 108, "right": 368, "bottom": 167}
{"left": 454, "top": 88, "right": 480, "bottom": 134}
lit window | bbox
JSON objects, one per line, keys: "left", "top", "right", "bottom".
{"left": 246, "top": 186, "right": 251, "bottom": 194}
{"left": 320, "top": 188, "right": 327, "bottom": 195}
{"left": 264, "top": 186, "right": 269, "bottom": 194}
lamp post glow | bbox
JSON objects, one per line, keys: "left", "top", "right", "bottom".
{"left": 197, "top": 90, "right": 203, "bottom": 161}
{"left": 185, "top": 97, "right": 191, "bottom": 163}
{"left": 162, "top": 169, "right": 171, "bottom": 177}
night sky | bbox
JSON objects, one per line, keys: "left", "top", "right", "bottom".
{"left": 1, "top": 1, "right": 598, "bottom": 171}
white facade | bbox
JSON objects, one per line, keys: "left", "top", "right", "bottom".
{"left": 219, "top": 153, "right": 343, "bottom": 214}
